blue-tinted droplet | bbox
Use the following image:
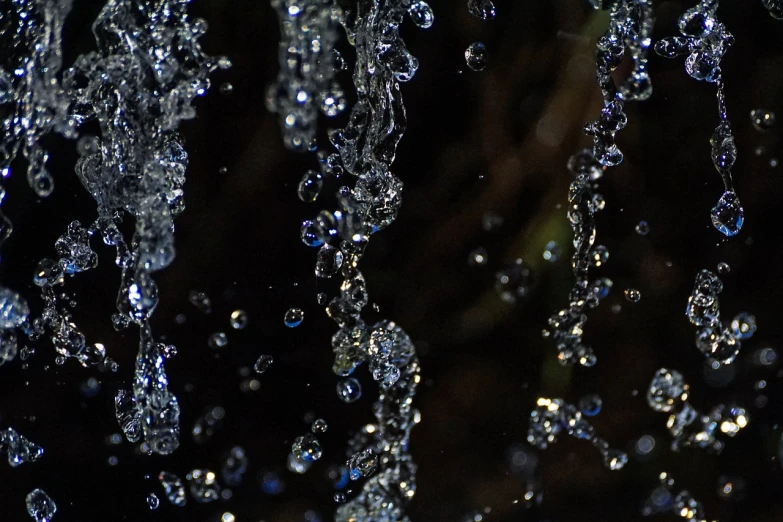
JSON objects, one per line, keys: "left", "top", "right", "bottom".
{"left": 711, "top": 191, "right": 744, "bottom": 237}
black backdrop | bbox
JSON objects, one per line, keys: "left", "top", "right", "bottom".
{"left": 1, "top": 0, "right": 783, "bottom": 520}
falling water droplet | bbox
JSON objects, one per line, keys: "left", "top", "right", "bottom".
{"left": 219, "top": 82, "right": 233, "bottom": 95}
{"left": 624, "top": 288, "right": 641, "bottom": 303}
{"left": 334, "top": 492, "right": 347, "bottom": 503}
{"left": 635, "top": 221, "right": 650, "bottom": 235}
{"left": 292, "top": 433, "right": 323, "bottom": 462}
{"left": 186, "top": 469, "right": 221, "bottom": 503}
{"left": 711, "top": 191, "right": 744, "bottom": 237}
{"left": 298, "top": 170, "right": 323, "bottom": 202}
{"left": 408, "top": 1, "right": 434, "bottom": 29}
{"left": 188, "top": 290, "right": 212, "bottom": 314}
{"left": 253, "top": 354, "right": 273, "bottom": 374}
{"left": 465, "top": 42, "right": 488, "bottom": 71}
{"left": 312, "top": 418, "right": 328, "bottom": 433}
{"left": 230, "top": 310, "right": 248, "bottom": 330}
{"left": 717, "top": 262, "right": 730, "bottom": 275}
{"left": 284, "top": 308, "right": 304, "bottom": 328}
{"left": 26, "top": 489, "right": 56, "bottom": 522}
{"left": 590, "top": 245, "right": 609, "bottom": 267}
{"left": 750, "top": 109, "right": 775, "bottom": 131}
{"left": 208, "top": 332, "right": 228, "bottom": 349}
{"left": 316, "top": 244, "right": 343, "bottom": 277}
{"left": 578, "top": 393, "right": 603, "bottom": 416}
{"left": 158, "top": 471, "right": 187, "bottom": 507}
{"left": 730, "top": 312, "right": 756, "bottom": 340}
{"left": 300, "top": 220, "right": 324, "bottom": 248}
{"left": 347, "top": 448, "right": 379, "bottom": 480}
{"left": 147, "top": 493, "right": 160, "bottom": 510}
{"left": 337, "top": 377, "right": 362, "bottom": 403}
{"left": 467, "top": 0, "right": 496, "bottom": 20}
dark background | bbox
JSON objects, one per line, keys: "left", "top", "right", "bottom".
{"left": 1, "top": 0, "right": 783, "bottom": 520}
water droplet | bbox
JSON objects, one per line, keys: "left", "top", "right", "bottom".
{"left": 543, "top": 241, "right": 562, "bottom": 262}
{"left": 300, "top": 220, "right": 324, "bottom": 248}
{"left": 494, "top": 259, "right": 532, "bottom": 303}
{"left": 730, "top": 312, "right": 756, "bottom": 340}
{"left": 319, "top": 89, "right": 347, "bottom": 117}
{"left": 26, "top": 489, "right": 56, "bottom": 522}
{"left": 208, "top": 332, "right": 228, "bottom": 349}
{"left": 317, "top": 293, "right": 328, "bottom": 305}
{"left": 186, "top": 469, "right": 221, "bottom": 503}
{"left": 311, "top": 418, "right": 328, "bottom": 433}
{"left": 316, "top": 244, "right": 343, "bottom": 277}
{"left": 284, "top": 308, "right": 304, "bottom": 328}
{"left": 408, "top": 1, "right": 434, "bottom": 29}
{"left": 578, "top": 393, "right": 603, "bottom": 416}
{"left": 647, "top": 368, "right": 686, "bottom": 412}
{"left": 591, "top": 277, "right": 613, "bottom": 300}
{"left": 717, "top": 262, "right": 730, "bottom": 274}
{"left": 467, "top": 0, "right": 496, "bottom": 20}
{"left": 298, "top": 170, "right": 323, "bottom": 202}
{"left": 590, "top": 245, "right": 609, "bottom": 267}
{"left": 468, "top": 247, "right": 488, "bottom": 266}
{"left": 750, "top": 109, "right": 775, "bottom": 131}
{"left": 624, "top": 288, "right": 641, "bottom": 303}
{"left": 188, "top": 290, "right": 212, "bottom": 314}
{"left": 334, "top": 492, "right": 347, "bottom": 503}
{"left": 337, "top": 377, "right": 362, "bottom": 403}
{"left": 465, "top": 42, "right": 488, "bottom": 71}
{"left": 292, "top": 433, "right": 323, "bottom": 462}
{"left": 230, "top": 310, "right": 248, "bottom": 330}
{"left": 635, "top": 221, "right": 650, "bottom": 235}
{"left": 711, "top": 191, "right": 744, "bottom": 237}
{"left": 254, "top": 354, "right": 273, "bottom": 374}
{"left": 347, "top": 448, "right": 378, "bottom": 480}
{"left": 147, "top": 493, "right": 160, "bottom": 510}
{"left": 158, "top": 471, "right": 187, "bottom": 507}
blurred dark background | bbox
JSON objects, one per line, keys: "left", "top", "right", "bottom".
{"left": 1, "top": 0, "right": 783, "bottom": 520}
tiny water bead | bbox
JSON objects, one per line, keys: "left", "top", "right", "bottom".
{"left": 311, "top": 418, "right": 328, "bottom": 433}
{"left": 624, "top": 288, "right": 641, "bottom": 303}
{"left": 284, "top": 308, "right": 304, "bottom": 328}
{"left": 635, "top": 221, "right": 650, "bottom": 235}
{"left": 337, "top": 377, "right": 362, "bottom": 403}
{"left": 468, "top": 247, "right": 488, "bottom": 266}
{"left": 334, "top": 492, "right": 347, "bottom": 503}
{"left": 292, "top": 433, "right": 323, "bottom": 462}
{"left": 465, "top": 42, "right": 488, "bottom": 72}
{"left": 208, "top": 332, "right": 228, "bottom": 349}
{"left": 578, "top": 393, "right": 603, "bottom": 417}
{"left": 147, "top": 493, "right": 160, "bottom": 510}
{"left": 26, "top": 489, "right": 56, "bottom": 522}
{"left": 750, "top": 109, "right": 775, "bottom": 131}
{"left": 300, "top": 220, "right": 323, "bottom": 248}
{"left": 467, "top": 0, "right": 496, "bottom": 20}
{"left": 542, "top": 241, "right": 561, "bottom": 262}
{"left": 717, "top": 261, "right": 731, "bottom": 275}
{"left": 730, "top": 312, "right": 757, "bottom": 340}
{"left": 408, "top": 1, "right": 434, "bottom": 29}
{"left": 298, "top": 170, "right": 323, "bottom": 203}
{"left": 254, "top": 354, "right": 274, "bottom": 374}
{"left": 711, "top": 191, "right": 744, "bottom": 237}
{"left": 230, "top": 310, "right": 248, "bottom": 330}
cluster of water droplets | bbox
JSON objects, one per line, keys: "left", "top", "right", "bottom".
{"left": 647, "top": 368, "right": 749, "bottom": 453}
{"left": 543, "top": 0, "right": 653, "bottom": 367}
{"left": 267, "top": 0, "right": 431, "bottom": 518}
{"left": 0, "top": 426, "right": 43, "bottom": 467}
{"left": 527, "top": 398, "right": 628, "bottom": 470}
{"left": 642, "top": 472, "right": 713, "bottom": 521}
{"left": 266, "top": 0, "right": 345, "bottom": 150}
{"left": 655, "top": 0, "right": 744, "bottom": 236}
{"left": 686, "top": 269, "right": 753, "bottom": 364}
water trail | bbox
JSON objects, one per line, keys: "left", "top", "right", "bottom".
{"left": 647, "top": 368, "right": 749, "bottom": 452}
{"left": 528, "top": 397, "right": 628, "bottom": 470}
{"left": 543, "top": 0, "right": 654, "bottom": 366}
{"left": 655, "top": 0, "right": 743, "bottom": 237}
{"left": 269, "top": 0, "right": 431, "bottom": 517}
{"left": 35, "top": 0, "right": 227, "bottom": 455}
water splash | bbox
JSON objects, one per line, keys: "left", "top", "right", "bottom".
{"left": 1, "top": 427, "right": 43, "bottom": 467}
{"left": 543, "top": 0, "right": 653, "bottom": 366}
{"left": 527, "top": 397, "right": 628, "bottom": 470}
{"left": 686, "top": 269, "right": 749, "bottom": 364}
{"left": 647, "top": 368, "right": 749, "bottom": 452}
{"left": 655, "top": 0, "right": 744, "bottom": 236}
{"left": 266, "top": 0, "right": 345, "bottom": 151}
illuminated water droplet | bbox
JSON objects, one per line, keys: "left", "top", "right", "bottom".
{"left": 730, "top": 312, "right": 756, "bottom": 340}
{"left": 147, "top": 493, "right": 160, "bottom": 510}
{"left": 717, "top": 262, "right": 730, "bottom": 274}
{"left": 26, "top": 489, "right": 56, "bottom": 522}
{"left": 624, "top": 288, "right": 641, "bottom": 303}
{"left": 334, "top": 492, "right": 346, "bottom": 503}
{"left": 188, "top": 290, "right": 212, "bottom": 314}
{"left": 312, "top": 418, "right": 328, "bottom": 433}
{"left": 750, "top": 109, "right": 775, "bottom": 131}
{"left": 467, "top": 0, "right": 496, "bottom": 20}
{"left": 208, "top": 332, "right": 228, "bottom": 349}
{"left": 298, "top": 170, "right": 323, "bottom": 202}
{"left": 590, "top": 245, "right": 609, "bottom": 267}
{"left": 159, "top": 471, "right": 187, "bottom": 507}
{"left": 347, "top": 448, "right": 378, "bottom": 480}
{"left": 316, "top": 244, "right": 343, "bottom": 277}
{"left": 254, "top": 354, "right": 273, "bottom": 374}
{"left": 408, "top": 1, "right": 434, "bottom": 29}
{"left": 543, "top": 241, "right": 561, "bottom": 262}
{"left": 578, "top": 393, "right": 603, "bottom": 416}
{"left": 468, "top": 247, "right": 488, "bottom": 266}
{"left": 711, "top": 191, "right": 744, "bottom": 237}
{"left": 292, "top": 433, "right": 323, "bottom": 462}
{"left": 300, "top": 220, "right": 323, "bottom": 248}
{"left": 337, "top": 377, "right": 362, "bottom": 403}
{"left": 635, "top": 221, "right": 649, "bottom": 235}
{"left": 186, "top": 469, "right": 221, "bottom": 503}
{"left": 230, "top": 310, "right": 248, "bottom": 330}
{"left": 219, "top": 82, "right": 233, "bottom": 95}
{"left": 284, "top": 308, "right": 304, "bottom": 328}
{"left": 465, "top": 42, "right": 488, "bottom": 71}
